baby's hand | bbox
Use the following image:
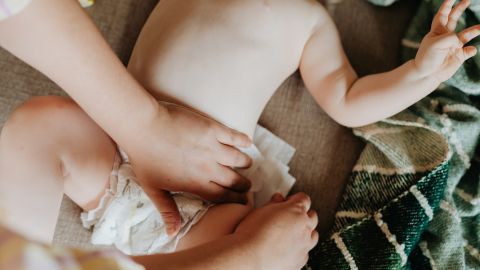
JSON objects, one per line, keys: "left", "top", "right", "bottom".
{"left": 415, "top": 0, "right": 479, "bottom": 84}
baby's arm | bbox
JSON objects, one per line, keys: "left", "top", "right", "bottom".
{"left": 301, "top": 0, "right": 477, "bottom": 127}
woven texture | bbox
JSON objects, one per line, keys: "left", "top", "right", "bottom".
{"left": 309, "top": 0, "right": 480, "bottom": 269}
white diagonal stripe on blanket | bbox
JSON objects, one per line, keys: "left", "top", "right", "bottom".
{"left": 430, "top": 99, "right": 439, "bottom": 111}
{"left": 331, "top": 233, "right": 358, "bottom": 270}
{"left": 353, "top": 126, "right": 405, "bottom": 140}
{"left": 352, "top": 163, "right": 440, "bottom": 175}
{"left": 402, "top": 39, "right": 421, "bottom": 49}
{"left": 374, "top": 213, "right": 408, "bottom": 266}
{"left": 419, "top": 241, "right": 438, "bottom": 270}
{"left": 410, "top": 186, "right": 433, "bottom": 221}
{"left": 336, "top": 211, "right": 368, "bottom": 219}
{"left": 440, "top": 200, "right": 461, "bottom": 223}
{"left": 382, "top": 117, "right": 448, "bottom": 134}
{"left": 454, "top": 188, "right": 480, "bottom": 206}
{"left": 440, "top": 114, "right": 471, "bottom": 169}
{"left": 443, "top": 104, "right": 480, "bottom": 115}
{"left": 464, "top": 240, "right": 480, "bottom": 262}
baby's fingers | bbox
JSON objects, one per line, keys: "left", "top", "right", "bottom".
{"left": 432, "top": 0, "right": 456, "bottom": 34}
{"left": 446, "top": 0, "right": 470, "bottom": 31}
{"left": 458, "top": 25, "right": 480, "bottom": 44}
{"left": 432, "top": 33, "right": 463, "bottom": 49}
{"left": 452, "top": 46, "right": 477, "bottom": 66}
{"left": 462, "top": 46, "right": 478, "bottom": 60}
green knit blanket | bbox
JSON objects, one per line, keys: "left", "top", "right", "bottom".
{"left": 309, "top": 1, "right": 480, "bottom": 269}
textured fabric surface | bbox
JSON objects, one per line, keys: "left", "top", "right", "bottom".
{"left": 309, "top": 0, "right": 480, "bottom": 269}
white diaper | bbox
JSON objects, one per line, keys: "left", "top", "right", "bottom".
{"left": 81, "top": 125, "right": 296, "bottom": 255}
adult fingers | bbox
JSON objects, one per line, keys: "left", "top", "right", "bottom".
{"left": 216, "top": 144, "right": 252, "bottom": 168}
{"left": 216, "top": 126, "right": 252, "bottom": 148}
{"left": 287, "top": 192, "right": 312, "bottom": 212}
{"left": 447, "top": 0, "right": 470, "bottom": 31}
{"left": 301, "top": 255, "right": 310, "bottom": 269}
{"left": 432, "top": 0, "right": 456, "bottom": 34}
{"left": 458, "top": 25, "right": 480, "bottom": 44}
{"left": 307, "top": 209, "right": 319, "bottom": 230}
{"left": 214, "top": 164, "right": 251, "bottom": 192}
{"left": 195, "top": 181, "right": 249, "bottom": 204}
{"left": 143, "top": 188, "right": 181, "bottom": 236}
{"left": 311, "top": 230, "right": 320, "bottom": 248}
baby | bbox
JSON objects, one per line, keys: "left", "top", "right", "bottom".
{"left": 0, "top": 0, "right": 477, "bottom": 256}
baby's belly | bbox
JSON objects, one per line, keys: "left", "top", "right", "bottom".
{"left": 151, "top": 77, "right": 278, "bottom": 138}
{"left": 130, "top": 45, "right": 291, "bottom": 138}
{"left": 127, "top": 0, "right": 305, "bottom": 137}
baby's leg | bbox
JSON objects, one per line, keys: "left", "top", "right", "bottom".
{"left": 176, "top": 193, "right": 253, "bottom": 251}
{"left": 0, "top": 97, "right": 116, "bottom": 243}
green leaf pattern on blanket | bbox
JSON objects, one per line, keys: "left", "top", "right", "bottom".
{"left": 309, "top": 1, "right": 480, "bottom": 269}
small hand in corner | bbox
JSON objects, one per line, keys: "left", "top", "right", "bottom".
{"left": 415, "top": 0, "right": 480, "bottom": 84}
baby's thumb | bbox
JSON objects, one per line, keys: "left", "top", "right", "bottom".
{"left": 462, "top": 46, "right": 478, "bottom": 60}
{"left": 145, "top": 188, "right": 181, "bottom": 236}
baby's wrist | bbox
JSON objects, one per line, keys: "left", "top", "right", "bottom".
{"left": 411, "top": 59, "right": 429, "bottom": 78}
{"left": 409, "top": 59, "right": 441, "bottom": 86}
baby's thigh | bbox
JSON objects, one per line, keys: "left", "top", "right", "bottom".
{"left": 0, "top": 97, "right": 115, "bottom": 243}
{"left": 176, "top": 198, "right": 253, "bottom": 251}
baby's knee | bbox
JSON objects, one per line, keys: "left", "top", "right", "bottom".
{"left": 2, "top": 96, "right": 77, "bottom": 140}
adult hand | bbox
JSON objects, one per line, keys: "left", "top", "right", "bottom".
{"left": 125, "top": 102, "right": 253, "bottom": 235}
{"left": 0, "top": 0, "right": 252, "bottom": 237}
{"left": 235, "top": 193, "right": 319, "bottom": 270}
{"left": 133, "top": 193, "right": 318, "bottom": 270}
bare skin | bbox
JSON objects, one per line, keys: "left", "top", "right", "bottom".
{"left": 0, "top": 0, "right": 475, "bottom": 268}
{"left": 0, "top": 193, "right": 317, "bottom": 270}
{"left": 0, "top": 96, "right": 254, "bottom": 247}
{"left": 128, "top": 0, "right": 320, "bottom": 137}
{"left": 0, "top": 0, "right": 255, "bottom": 236}
{"left": 136, "top": 192, "right": 318, "bottom": 270}
{"left": 129, "top": 0, "right": 478, "bottom": 133}
{"left": 0, "top": 96, "right": 318, "bottom": 270}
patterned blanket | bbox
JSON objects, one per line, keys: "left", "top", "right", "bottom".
{"left": 309, "top": 0, "right": 480, "bottom": 269}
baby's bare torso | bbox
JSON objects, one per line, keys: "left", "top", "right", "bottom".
{"left": 128, "top": 0, "right": 324, "bottom": 137}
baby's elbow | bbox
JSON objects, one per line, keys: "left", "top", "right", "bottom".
{"left": 319, "top": 98, "right": 376, "bottom": 128}
{"left": 332, "top": 117, "right": 365, "bottom": 128}
{"left": 328, "top": 111, "right": 372, "bottom": 128}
